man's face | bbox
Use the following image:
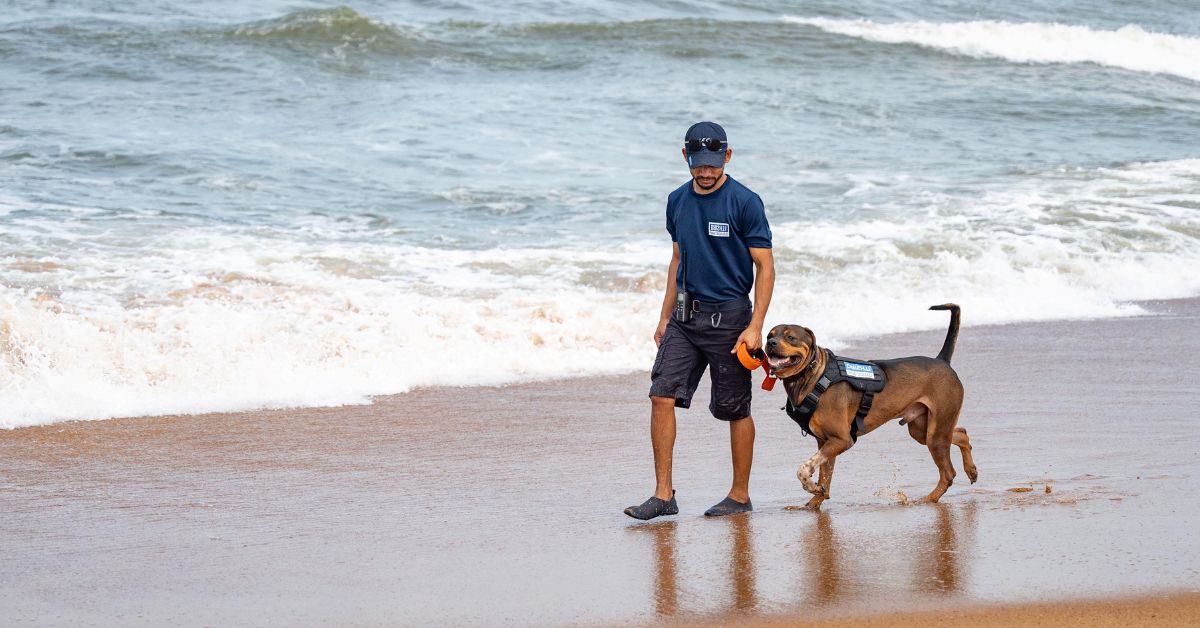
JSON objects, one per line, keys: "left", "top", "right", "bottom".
{"left": 682, "top": 148, "right": 731, "bottom": 190}
{"left": 690, "top": 163, "right": 725, "bottom": 190}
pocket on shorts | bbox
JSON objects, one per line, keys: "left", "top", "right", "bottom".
{"left": 710, "top": 349, "right": 753, "bottom": 420}
{"left": 650, "top": 321, "right": 677, "bottom": 379}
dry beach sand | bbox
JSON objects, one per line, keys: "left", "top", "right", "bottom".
{"left": 2, "top": 299, "right": 1199, "bottom": 625}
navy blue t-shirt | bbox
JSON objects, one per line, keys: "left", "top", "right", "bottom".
{"left": 666, "top": 175, "right": 772, "bottom": 303}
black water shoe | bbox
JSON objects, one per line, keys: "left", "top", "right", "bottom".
{"left": 624, "top": 491, "right": 678, "bottom": 520}
{"left": 704, "top": 496, "right": 752, "bottom": 517}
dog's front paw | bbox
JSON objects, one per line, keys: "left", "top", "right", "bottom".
{"left": 797, "top": 465, "right": 818, "bottom": 493}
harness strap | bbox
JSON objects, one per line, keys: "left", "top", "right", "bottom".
{"left": 807, "top": 376, "right": 831, "bottom": 409}
{"left": 850, "top": 391, "right": 875, "bottom": 443}
{"left": 785, "top": 349, "right": 881, "bottom": 443}
{"left": 784, "top": 373, "right": 831, "bottom": 437}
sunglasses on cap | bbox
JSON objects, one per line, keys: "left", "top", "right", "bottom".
{"left": 685, "top": 138, "right": 728, "bottom": 153}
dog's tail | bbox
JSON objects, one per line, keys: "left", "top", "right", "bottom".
{"left": 929, "top": 304, "right": 961, "bottom": 363}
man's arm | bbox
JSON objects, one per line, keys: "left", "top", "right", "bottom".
{"left": 655, "top": 242, "right": 682, "bottom": 347}
{"left": 732, "top": 246, "right": 774, "bottom": 353}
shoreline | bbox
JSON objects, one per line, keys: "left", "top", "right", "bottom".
{"left": 2, "top": 297, "right": 1198, "bottom": 625}
{"left": 2, "top": 296, "right": 1192, "bottom": 433}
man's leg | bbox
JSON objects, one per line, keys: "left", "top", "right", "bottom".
{"left": 728, "top": 415, "right": 755, "bottom": 503}
{"left": 629, "top": 319, "right": 703, "bottom": 520}
{"left": 625, "top": 396, "right": 681, "bottom": 520}
{"left": 703, "top": 303, "right": 755, "bottom": 517}
{"left": 704, "top": 415, "right": 754, "bottom": 516}
{"left": 651, "top": 395, "right": 677, "bottom": 500}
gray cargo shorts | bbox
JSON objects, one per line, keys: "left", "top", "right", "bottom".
{"left": 648, "top": 297, "right": 753, "bottom": 421}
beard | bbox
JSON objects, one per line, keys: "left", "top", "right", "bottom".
{"left": 693, "top": 171, "right": 723, "bottom": 190}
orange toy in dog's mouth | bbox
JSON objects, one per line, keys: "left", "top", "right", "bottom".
{"left": 736, "top": 343, "right": 777, "bottom": 391}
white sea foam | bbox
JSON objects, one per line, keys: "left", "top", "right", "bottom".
{"left": 784, "top": 17, "right": 1200, "bottom": 83}
{"left": 3, "top": 159, "right": 1200, "bottom": 428}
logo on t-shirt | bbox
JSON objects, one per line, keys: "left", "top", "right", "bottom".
{"left": 708, "top": 222, "right": 730, "bottom": 237}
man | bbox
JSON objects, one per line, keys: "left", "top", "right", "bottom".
{"left": 625, "top": 121, "right": 774, "bottom": 520}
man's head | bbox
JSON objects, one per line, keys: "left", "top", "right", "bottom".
{"left": 682, "top": 121, "right": 731, "bottom": 191}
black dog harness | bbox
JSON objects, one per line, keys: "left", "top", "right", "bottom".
{"left": 784, "top": 349, "right": 887, "bottom": 443}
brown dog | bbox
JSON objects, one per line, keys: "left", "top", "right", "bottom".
{"left": 764, "top": 304, "right": 977, "bottom": 509}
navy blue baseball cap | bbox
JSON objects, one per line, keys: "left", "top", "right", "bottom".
{"left": 684, "top": 121, "right": 729, "bottom": 168}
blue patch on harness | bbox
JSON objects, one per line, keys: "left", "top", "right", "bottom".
{"left": 844, "top": 362, "right": 875, "bottom": 379}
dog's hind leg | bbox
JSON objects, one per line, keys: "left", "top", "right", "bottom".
{"left": 953, "top": 426, "right": 978, "bottom": 484}
{"left": 919, "top": 426, "right": 957, "bottom": 503}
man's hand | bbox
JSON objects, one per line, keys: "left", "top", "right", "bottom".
{"left": 732, "top": 324, "right": 763, "bottom": 354}
{"left": 654, "top": 318, "right": 669, "bottom": 348}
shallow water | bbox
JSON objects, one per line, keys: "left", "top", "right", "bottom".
{"left": 1, "top": 300, "right": 1197, "bottom": 624}
{"left": 3, "top": 1, "right": 1200, "bottom": 426}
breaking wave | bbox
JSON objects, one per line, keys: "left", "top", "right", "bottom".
{"left": 223, "top": 6, "right": 434, "bottom": 55}
{"left": 3, "top": 159, "right": 1200, "bottom": 428}
{"left": 784, "top": 17, "right": 1200, "bottom": 82}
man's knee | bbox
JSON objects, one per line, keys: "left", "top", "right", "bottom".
{"left": 651, "top": 395, "right": 676, "bottom": 409}
{"left": 729, "top": 415, "right": 755, "bottom": 435}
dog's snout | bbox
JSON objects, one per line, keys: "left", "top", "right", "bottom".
{"left": 766, "top": 337, "right": 779, "bottom": 349}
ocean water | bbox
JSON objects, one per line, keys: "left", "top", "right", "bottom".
{"left": 2, "top": 1, "right": 1199, "bottom": 428}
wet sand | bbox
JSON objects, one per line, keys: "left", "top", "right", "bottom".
{"left": 2, "top": 299, "right": 1199, "bottom": 625}
{"left": 750, "top": 592, "right": 1200, "bottom": 626}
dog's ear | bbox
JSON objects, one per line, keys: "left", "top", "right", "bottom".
{"left": 794, "top": 327, "right": 817, "bottom": 364}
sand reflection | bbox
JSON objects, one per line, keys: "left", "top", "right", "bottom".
{"left": 629, "top": 513, "right": 759, "bottom": 617}
{"left": 805, "top": 510, "right": 843, "bottom": 606}
{"left": 915, "top": 502, "right": 977, "bottom": 595}
{"left": 640, "top": 520, "right": 679, "bottom": 616}
{"left": 800, "top": 503, "right": 977, "bottom": 604}
{"left": 728, "top": 514, "right": 757, "bottom": 612}
{"left": 632, "top": 503, "right": 976, "bottom": 617}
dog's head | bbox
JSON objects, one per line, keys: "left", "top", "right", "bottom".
{"left": 765, "top": 324, "right": 817, "bottom": 380}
